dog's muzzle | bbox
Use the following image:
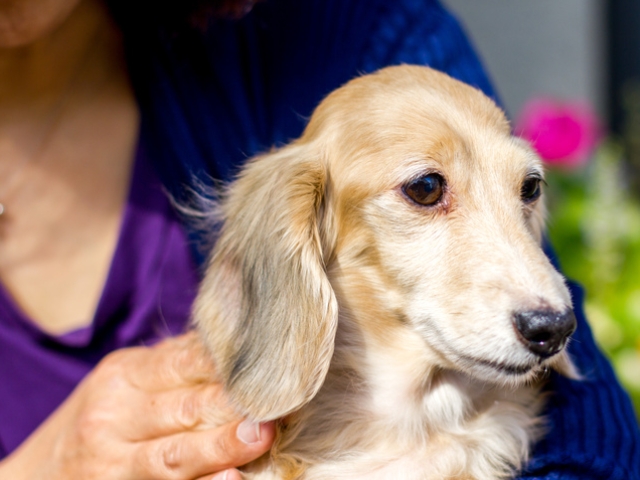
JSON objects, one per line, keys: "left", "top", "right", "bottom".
{"left": 513, "top": 309, "right": 577, "bottom": 358}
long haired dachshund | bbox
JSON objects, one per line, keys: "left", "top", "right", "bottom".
{"left": 193, "top": 65, "right": 578, "bottom": 479}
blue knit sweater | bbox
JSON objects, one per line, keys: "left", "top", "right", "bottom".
{"left": 128, "top": 0, "right": 640, "bottom": 477}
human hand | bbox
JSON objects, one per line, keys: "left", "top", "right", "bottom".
{"left": 0, "top": 333, "right": 274, "bottom": 480}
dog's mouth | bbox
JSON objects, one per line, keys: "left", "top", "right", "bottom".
{"left": 462, "top": 354, "right": 538, "bottom": 377}
{"left": 422, "top": 321, "right": 561, "bottom": 381}
{"left": 454, "top": 350, "right": 563, "bottom": 382}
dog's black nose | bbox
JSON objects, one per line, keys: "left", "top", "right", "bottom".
{"left": 513, "top": 309, "right": 577, "bottom": 358}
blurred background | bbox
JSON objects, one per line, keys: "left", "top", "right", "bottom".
{"left": 443, "top": 0, "right": 640, "bottom": 416}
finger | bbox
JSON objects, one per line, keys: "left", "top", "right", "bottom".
{"left": 131, "top": 420, "right": 275, "bottom": 480}
{"left": 123, "top": 383, "right": 238, "bottom": 441}
{"left": 106, "top": 332, "right": 218, "bottom": 391}
{"left": 198, "top": 469, "right": 243, "bottom": 480}
{"left": 143, "top": 332, "right": 217, "bottom": 387}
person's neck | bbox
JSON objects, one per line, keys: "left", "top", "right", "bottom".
{"left": 0, "top": 0, "right": 124, "bottom": 109}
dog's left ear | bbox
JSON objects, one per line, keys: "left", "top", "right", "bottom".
{"left": 193, "top": 142, "right": 338, "bottom": 421}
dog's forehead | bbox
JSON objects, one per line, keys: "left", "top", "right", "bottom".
{"left": 304, "top": 66, "right": 544, "bottom": 202}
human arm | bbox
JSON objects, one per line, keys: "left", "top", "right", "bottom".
{"left": 0, "top": 333, "right": 274, "bottom": 480}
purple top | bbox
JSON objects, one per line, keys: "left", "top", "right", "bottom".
{"left": 0, "top": 141, "right": 199, "bottom": 456}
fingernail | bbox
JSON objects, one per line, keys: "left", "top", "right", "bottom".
{"left": 237, "top": 419, "right": 261, "bottom": 444}
{"left": 212, "top": 470, "right": 230, "bottom": 480}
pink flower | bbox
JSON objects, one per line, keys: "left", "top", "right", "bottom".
{"left": 515, "top": 98, "right": 602, "bottom": 169}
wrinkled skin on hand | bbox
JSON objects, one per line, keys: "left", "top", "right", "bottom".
{"left": 0, "top": 333, "right": 275, "bottom": 480}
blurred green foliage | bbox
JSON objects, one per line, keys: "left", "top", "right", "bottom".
{"left": 546, "top": 141, "right": 640, "bottom": 415}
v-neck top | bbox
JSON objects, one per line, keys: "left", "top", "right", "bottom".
{"left": 0, "top": 139, "right": 199, "bottom": 455}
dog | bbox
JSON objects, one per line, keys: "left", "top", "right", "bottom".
{"left": 193, "top": 65, "right": 578, "bottom": 479}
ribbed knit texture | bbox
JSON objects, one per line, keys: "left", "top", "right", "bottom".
{"left": 125, "top": 0, "right": 640, "bottom": 476}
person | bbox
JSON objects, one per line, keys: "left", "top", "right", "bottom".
{"left": 0, "top": 0, "right": 637, "bottom": 478}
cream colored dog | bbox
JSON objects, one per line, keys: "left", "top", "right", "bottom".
{"left": 193, "top": 65, "right": 578, "bottom": 480}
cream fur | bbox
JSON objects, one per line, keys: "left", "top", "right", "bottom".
{"left": 193, "top": 65, "right": 578, "bottom": 479}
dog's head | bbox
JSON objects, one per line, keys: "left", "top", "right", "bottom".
{"left": 194, "top": 65, "right": 577, "bottom": 421}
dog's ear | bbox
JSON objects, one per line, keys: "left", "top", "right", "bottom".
{"left": 193, "top": 143, "right": 338, "bottom": 421}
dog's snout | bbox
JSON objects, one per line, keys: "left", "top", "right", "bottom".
{"left": 513, "top": 309, "right": 577, "bottom": 358}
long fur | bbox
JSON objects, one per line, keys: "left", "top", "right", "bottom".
{"left": 193, "top": 65, "right": 578, "bottom": 479}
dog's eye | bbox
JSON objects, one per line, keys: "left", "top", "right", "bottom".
{"left": 403, "top": 174, "right": 445, "bottom": 206}
{"left": 521, "top": 176, "right": 542, "bottom": 203}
